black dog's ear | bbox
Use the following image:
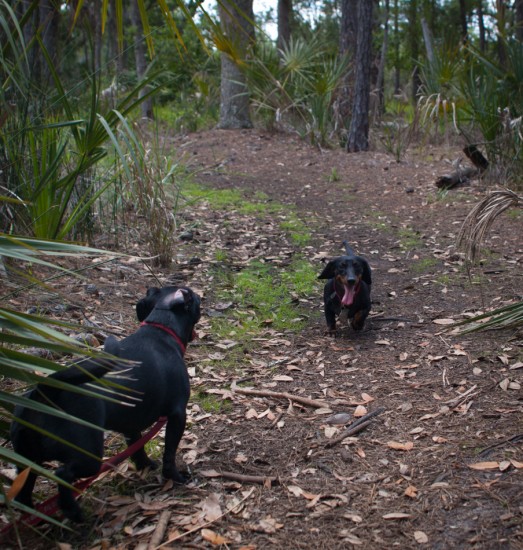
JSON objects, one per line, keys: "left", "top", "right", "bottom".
{"left": 136, "top": 288, "right": 162, "bottom": 321}
{"left": 161, "top": 288, "right": 191, "bottom": 310}
{"left": 357, "top": 257, "right": 372, "bottom": 286}
{"left": 318, "top": 260, "right": 337, "bottom": 279}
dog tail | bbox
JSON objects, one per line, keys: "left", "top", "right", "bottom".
{"left": 35, "top": 356, "right": 116, "bottom": 402}
{"left": 343, "top": 241, "right": 355, "bottom": 258}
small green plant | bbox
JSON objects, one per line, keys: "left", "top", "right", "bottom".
{"left": 411, "top": 257, "right": 438, "bottom": 273}
{"left": 328, "top": 168, "right": 340, "bottom": 182}
{"left": 398, "top": 228, "right": 422, "bottom": 250}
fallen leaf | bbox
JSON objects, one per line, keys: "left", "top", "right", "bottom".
{"left": 202, "top": 529, "right": 230, "bottom": 545}
{"left": 433, "top": 318, "right": 455, "bottom": 325}
{"left": 361, "top": 392, "right": 375, "bottom": 403}
{"left": 414, "top": 530, "right": 429, "bottom": 544}
{"left": 509, "top": 361, "right": 523, "bottom": 370}
{"left": 387, "top": 441, "right": 414, "bottom": 451}
{"left": 324, "top": 426, "right": 339, "bottom": 438}
{"left": 200, "top": 493, "right": 222, "bottom": 522}
{"left": 404, "top": 485, "right": 418, "bottom": 498}
{"left": 326, "top": 412, "right": 352, "bottom": 425}
{"left": 510, "top": 459, "right": 523, "bottom": 469}
{"left": 469, "top": 461, "right": 499, "bottom": 470}
{"left": 375, "top": 339, "right": 392, "bottom": 345}
{"left": 499, "top": 461, "right": 511, "bottom": 472}
{"left": 7, "top": 467, "right": 30, "bottom": 502}
{"left": 273, "top": 375, "right": 293, "bottom": 382}
{"left": 354, "top": 405, "right": 368, "bottom": 417}
{"left": 287, "top": 485, "right": 304, "bottom": 497}
{"left": 383, "top": 512, "right": 411, "bottom": 519}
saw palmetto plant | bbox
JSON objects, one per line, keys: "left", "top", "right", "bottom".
{"left": 454, "top": 189, "right": 523, "bottom": 333}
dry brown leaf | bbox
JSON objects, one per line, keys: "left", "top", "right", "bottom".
{"left": 375, "top": 339, "right": 392, "bottom": 345}
{"left": 468, "top": 461, "right": 499, "bottom": 470}
{"left": 383, "top": 512, "right": 411, "bottom": 519}
{"left": 433, "top": 318, "right": 455, "bottom": 325}
{"left": 201, "top": 528, "right": 230, "bottom": 545}
{"left": 510, "top": 459, "right": 523, "bottom": 469}
{"left": 287, "top": 485, "right": 304, "bottom": 497}
{"left": 200, "top": 493, "right": 222, "bottom": 522}
{"left": 245, "top": 408, "right": 258, "bottom": 419}
{"left": 387, "top": 441, "right": 414, "bottom": 451}
{"left": 404, "top": 485, "right": 418, "bottom": 498}
{"left": 273, "top": 375, "right": 293, "bottom": 382}
{"left": 354, "top": 405, "right": 368, "bottom": 417}
{"left": 7, "top": 467, "right": 30, "bottom": 502}
{"left": 414, "top": 530, "right": 429, "bottom": 544}
{"left": 361, "top": 392, "right": 375, "bottom": 403}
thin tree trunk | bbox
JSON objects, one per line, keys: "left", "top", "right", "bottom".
{"left": 338, "top": 0, "right": 358, "bottom": 126}
{"left": 458, "top": 0, "right": 468, "bottom": 43}
{"left": 347, "top": 0, "right": 373, "bottom": 152}
{"left": 393, "top": 0, "right": 400, "bottom": 94}
{"left": 277, "top": 0, "right": 293, "bottom": 51}
{"left": 515, "top": 0, "right": 523, "bottom": 41}
{"left": 376, "top": 0, "right": 390, "bottom": 117}
{"left": 217, "top": 0, "right": 255, "bottom": 129}
{"left": 421, "top": 17, "right": 435, "bottom": 66}
{"left": 131, "top": 0, "right": 153, "bottom": 119}
{"left": 407, "top": 0, "right": 420, "bottom": 101}
{"left": 477, "top": 0, "right": 486, "bottom": 52}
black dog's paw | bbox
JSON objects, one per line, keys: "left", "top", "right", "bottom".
{"left": 135, "top": 457, "right": 159, "bottom": 471}
{"left": 162, "top": 466, "right": 190, "bottom": 484}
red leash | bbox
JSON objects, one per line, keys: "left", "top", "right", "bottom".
{"left": 2, "top": 416, "right": 167, "bottom": 533}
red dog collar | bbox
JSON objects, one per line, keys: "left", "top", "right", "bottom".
{"left": 140, "top": 322, "right": 187, "bottom": 355}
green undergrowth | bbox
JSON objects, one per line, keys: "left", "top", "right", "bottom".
{"left": 183, "top": 182, "right": 311, "bottom": 245}
{"left": 207, "top": 257, "right": 319, "bottom": 370}
{"left": 183, "top": 182, "right": 318, "bottom": 372}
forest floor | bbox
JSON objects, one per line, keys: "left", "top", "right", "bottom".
{"left": 1, "top": 128, "right": 522, "bottom": 549}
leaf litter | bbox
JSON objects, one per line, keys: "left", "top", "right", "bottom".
{"left": 2, "top": 129, "right": 522, "bottom": 549}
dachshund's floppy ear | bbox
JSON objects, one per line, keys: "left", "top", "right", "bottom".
{"left": 318, "top": 260, "right": 337, "bottom": 280}
{"left": 357, "top": 257, "right": 372, "bottom": 286}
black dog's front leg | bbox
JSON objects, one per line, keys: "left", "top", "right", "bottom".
{"left": 162, "top": 410, "right": 189, "bottom": 484}
{"left": 323, "top": 284, "right": 339, "bottom": 334}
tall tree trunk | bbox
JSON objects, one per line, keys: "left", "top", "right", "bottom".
{"left": 40, "top": 0, "right": 60, "bottom": 84}
{"left": 131, "top": 0, "right": 153, "bottom": 119}
{"left": 277, "top": 0, "right": 293, "bottom": 51}
{"left": 376, "top": 0, "right": 390, "bottom": 117}
{"left": 393, "top": 0, "right": 400, "bottom": 94}
{"left": 347, "top": 0, "right": 373, "bottom": 152}
{"left": 217, "top": 0, "right": 255, "bottom": 129}
{"left": 458, "top": 0, "right": 468, "bottom": 43}
{"left": 421, "top": 17, "right": 435, "bottom": 66}
{"left": 407, "top": 0, "right": 420, "bottom": 101}
{"left": 338, "top": 0, "right": 358, "bottom": 126}
{"left": 515, "top": 0, "right": 523, "bottom": 41}
{"left": 495, "top": 0, "right": 507, "bottom": 68}
{"left": 477, "top": 0, "right": 486, "bottom": 52}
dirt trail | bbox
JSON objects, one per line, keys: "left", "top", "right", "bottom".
{"left": 3, "top": 128, "right": 522, "bottom": 549}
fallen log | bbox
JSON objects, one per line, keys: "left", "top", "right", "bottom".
{"left": 435, "top": 145, "right": 489, "bottom": 189}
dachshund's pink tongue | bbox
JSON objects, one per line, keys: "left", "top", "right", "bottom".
{"left": 341, "top": 284, "right": 355, "bottom": 306}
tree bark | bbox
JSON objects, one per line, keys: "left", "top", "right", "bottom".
{"left": 393, "top": 0, "right": 400, "bottom": 94}
{"left": 217, "top": 0, "right": 255, "bottom": 129}
{"left": 131, "top": 0, "right": 153, "bottom": 119}
{"left": 477, "top": 0, "right": 486, "bottom": 52}
{"left": 375, "top": 0, "right": 390, "bottom": 117}
{"left": 277, "top": 0, "right": 293, "bottom": 51}
{"left": 407, "top": 0, "right": 421, "bottom": 100}
{"left": 458, "top": 0, "right": 468, "bottom": 43}
{"left": 338, "top": 0, "right": 358, "bottom": 125}
{"left": 515, "top": 0, "right": 523, "bottom": 41}
{"left": 347, "top": 0, "right": 373, "bottom": 152}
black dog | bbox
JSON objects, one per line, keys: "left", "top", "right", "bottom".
{"left": 318, "top": 242, "right": 372, "bottom": 334}
{"left": 10, "top": 286, "right": 200, "bottom": 522}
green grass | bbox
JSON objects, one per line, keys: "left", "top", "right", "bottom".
{"left": 411, "top": 257, "right": 439, "bottom": 273}
{"left": 192, "top": 390, "right": 232, "bottom": 413}
{"left": 398, "top": 228, "right": 423, "bottom": 250}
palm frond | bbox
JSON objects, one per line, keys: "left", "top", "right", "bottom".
{"left": 456, "top": 189, "right": 523, "bottom": 263}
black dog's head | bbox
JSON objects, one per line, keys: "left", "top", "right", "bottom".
{"left": 136, "top": 286, "right": 201, "bottom": 341}
{"left": 318, "top": 242, "right": 371, "bottom": 306}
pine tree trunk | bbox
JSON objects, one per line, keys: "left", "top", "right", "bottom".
{"left": 217, "top": 0, "right": 254, "bottom": 129}
{"left": 277, "top": 0, "right": 293, "bottom": 51}
{"left": 347, "top": 0, "right": 373, "bottom": 152}
{"left": 131, "top": 0, "right": 153, "bottom": 119}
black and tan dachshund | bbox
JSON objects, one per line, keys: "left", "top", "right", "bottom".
{"left": 10, "top": 286, "right": 200, "bottom": 522}
{"left": 318, "top": 241, "right": 372, "bottom": 334}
